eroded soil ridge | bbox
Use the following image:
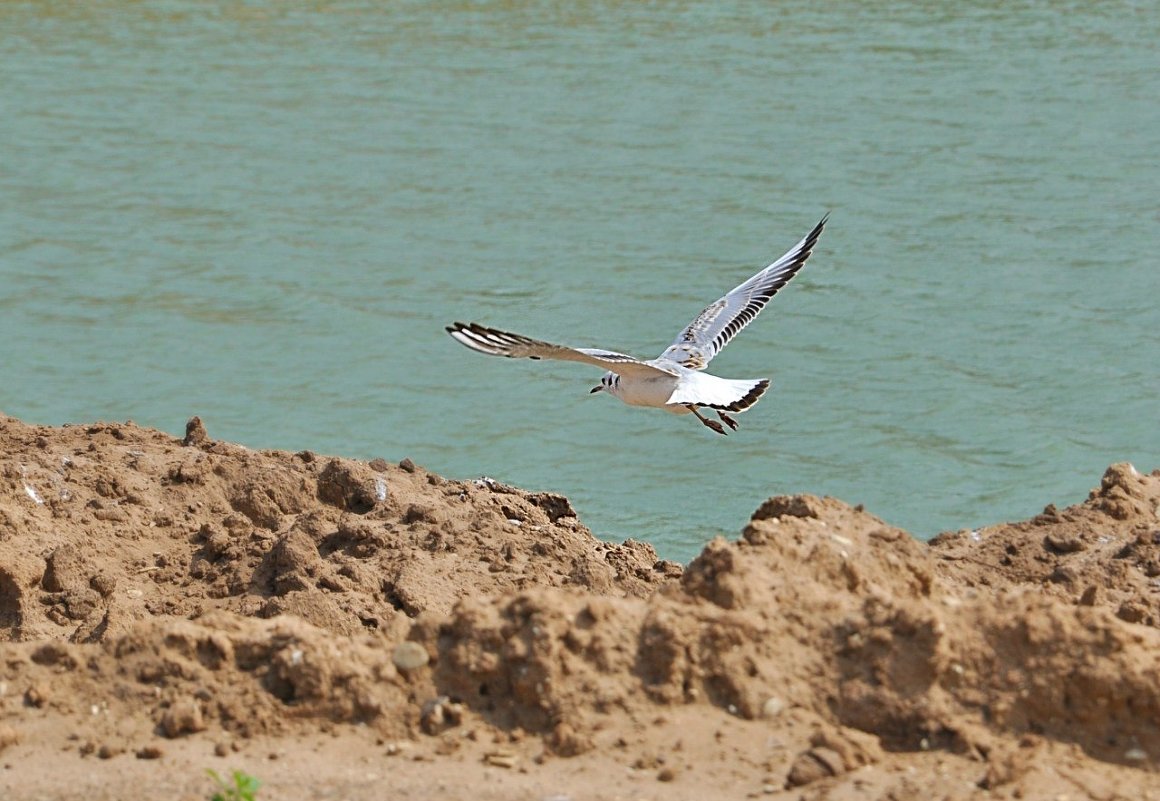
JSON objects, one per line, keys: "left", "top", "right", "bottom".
{"left": 2, "top": 413, "right": 1159, "bottom": 799}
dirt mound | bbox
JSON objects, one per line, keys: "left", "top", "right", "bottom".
{"left": 2, "top": 413, "right": 1159, "bottom": 800}
{"left": 931, "top": 462, "right": 1160, "bottom": 626}
{"left": 0, "top": 414, "right": 677, "bottom": 647}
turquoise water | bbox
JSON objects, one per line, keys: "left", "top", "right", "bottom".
{"left": 3, "top": 1, "right": 1158, "bottom": 561}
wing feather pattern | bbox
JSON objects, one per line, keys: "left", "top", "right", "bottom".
{"left": 446, "top": 322, "right": 675, "bottom": 379}
{"left": 659, "top": 214, "right": 827, "bottom": 369}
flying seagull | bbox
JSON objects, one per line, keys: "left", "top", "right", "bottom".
{"left": 446, "top": 215, "right": 827, "bottom": 435}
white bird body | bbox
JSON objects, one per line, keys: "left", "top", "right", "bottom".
{"left": 594, "top": 364, "right": 767, "bottom": 416}
{"left": 447, "top": 215, "right": 827, "bottom": 435}
{"left": 599, "top": 369, "right": 682, "bottom": 410}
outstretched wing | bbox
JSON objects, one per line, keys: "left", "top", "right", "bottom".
{"left": 446, "top": 322, "right": 676, "bottom": 379}
{"left": 658, "top": 214, "right": 827, "bottom": 369}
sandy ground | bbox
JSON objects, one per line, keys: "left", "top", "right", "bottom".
{"left": 2, "top": 412, "right": 1159, "bottom": 800}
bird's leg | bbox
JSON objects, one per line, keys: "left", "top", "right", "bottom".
{"left": 716, "top": 411, "right": 739, "bottom": 431}
{"left": 687, "top": 405, "right": 727, "bottom": 435}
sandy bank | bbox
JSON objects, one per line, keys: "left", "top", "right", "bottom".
{"left": 1, "top": 413, "right": 1158, "bottom": 800}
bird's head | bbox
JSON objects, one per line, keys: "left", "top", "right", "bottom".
{"left": 589, "top": 371, "right": 615, "bottom": 395}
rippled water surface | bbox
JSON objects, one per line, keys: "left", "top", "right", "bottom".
{"left": 3, "top": 1, "right": 1158, "bottom": 560}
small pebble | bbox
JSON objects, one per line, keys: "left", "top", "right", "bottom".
{"left": 1044, "top": 532, "right": 1085, "bottom": 553}
{"left": 135, "top": 745, "right": 164, "bottom": 760}
{"left": 761, "top": 697, "right": 785, "bottom": 719}
{"left": 97, "top": 744, "right": 124, "bottom": 760}
{"left": 24, "top": 683, "right": 50, "bottom": 708}
{"left": 485, "top": 750, "right": 518, "bottom": 768}
{"left": 160, "top": 698, "right": 206, "bottom": 738}
{"left": 392, "top": 641, "right": 430, "bottom": 671}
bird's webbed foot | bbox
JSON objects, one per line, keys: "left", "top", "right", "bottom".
{"left": 687, "top": 405, "right": 728, "bottom": 436}
{"left": 716, "top": 411, "right": 739, "bottom": 431}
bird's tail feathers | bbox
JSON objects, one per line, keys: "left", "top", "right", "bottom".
{"left": 666, "top": 374, "right": 770, "bottom": 413}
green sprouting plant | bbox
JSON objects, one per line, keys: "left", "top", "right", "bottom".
{"left": 206, "top": 769, "right": 261, "bottom": 801}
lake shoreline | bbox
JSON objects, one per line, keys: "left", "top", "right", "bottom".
{"left": 2, "top": 412, "right": 1159, "bottom": 799}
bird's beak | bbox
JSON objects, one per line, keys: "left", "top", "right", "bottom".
{"left": 589, "top": 385, "right": 602, "bottom": 394}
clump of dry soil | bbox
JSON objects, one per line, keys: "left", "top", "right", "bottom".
{"left": 2, "top": 413, "right": 1159, "bottom": 800}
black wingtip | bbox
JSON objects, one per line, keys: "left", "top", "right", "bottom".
{"left": 786, "top": 213, "right": 828, "bottom": 268}
{"left": 805, "top": 213, "right": 828, "bottom": 249}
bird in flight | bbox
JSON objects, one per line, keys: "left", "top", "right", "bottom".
{"left": 447, "top": 215, "right": 827, "bottom": 435}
